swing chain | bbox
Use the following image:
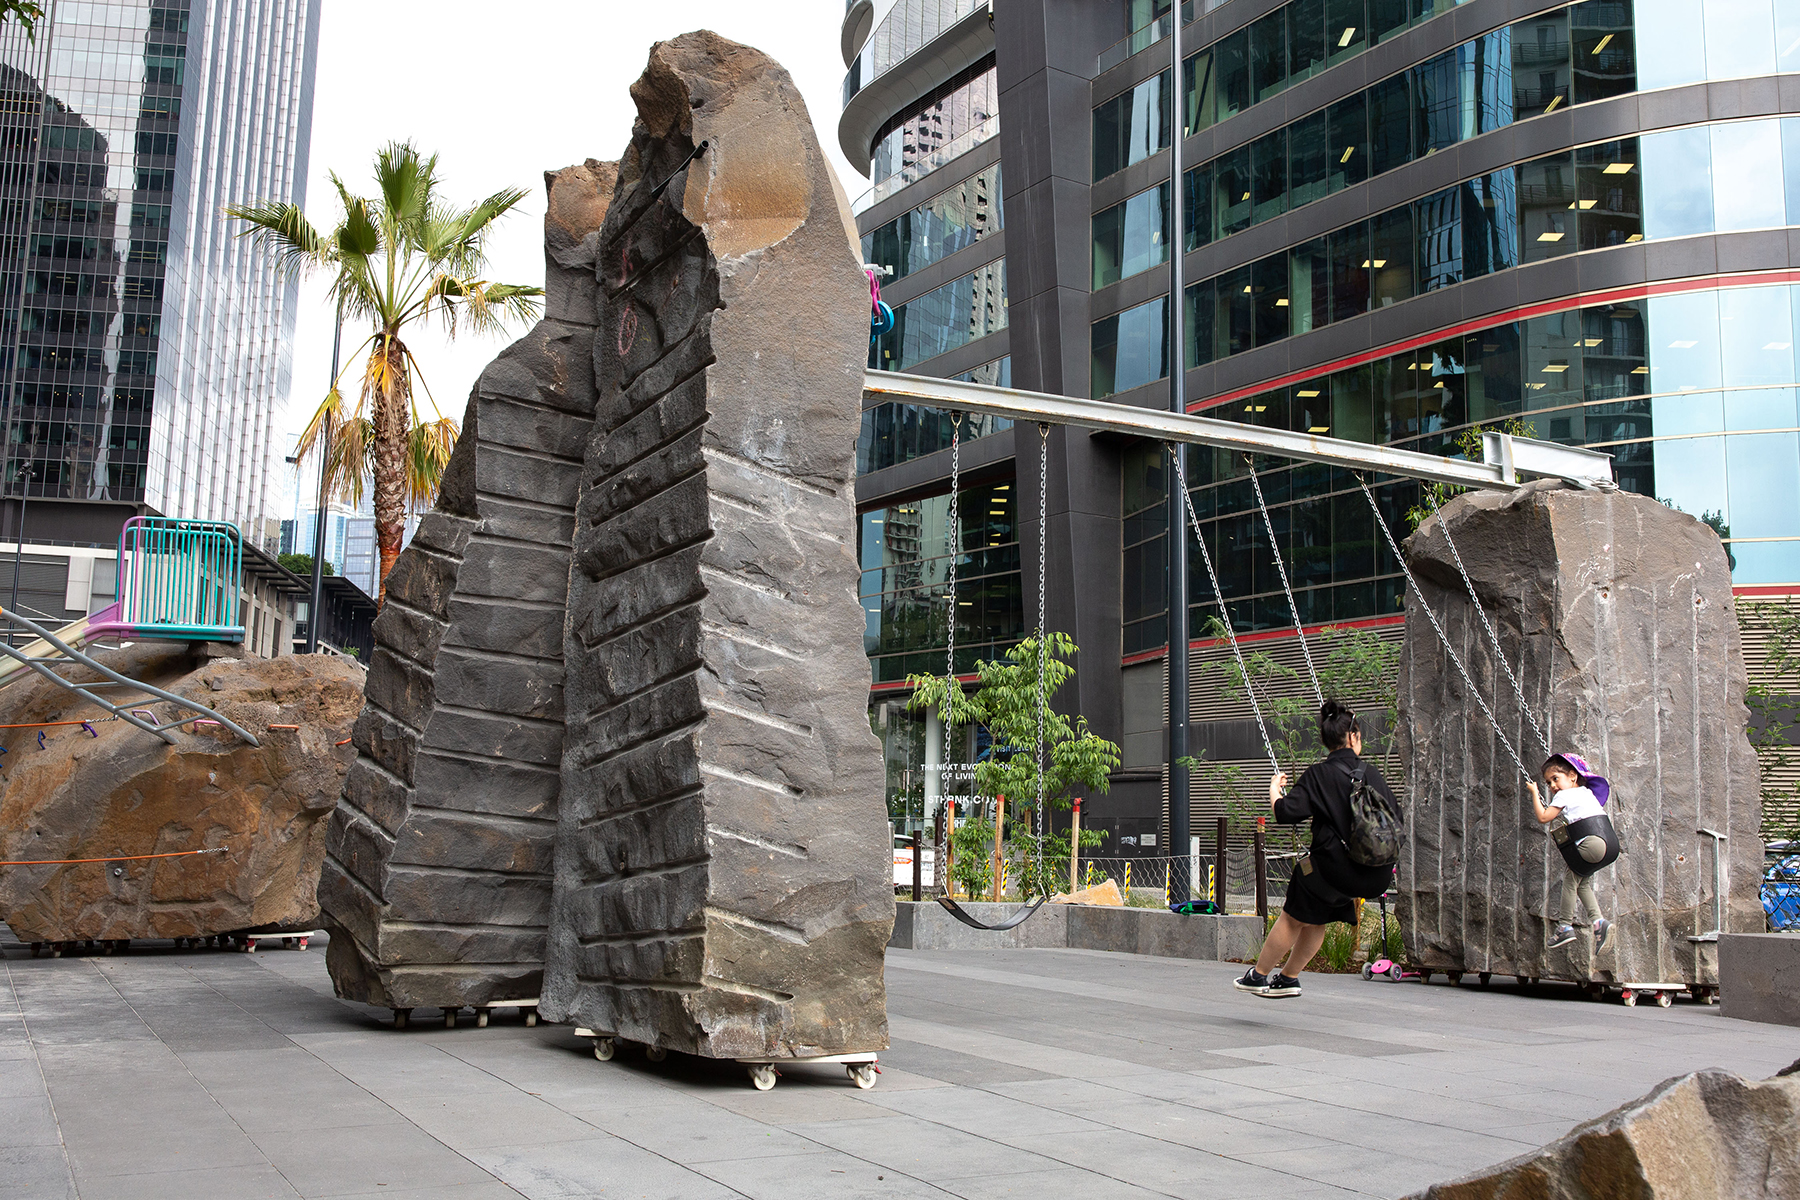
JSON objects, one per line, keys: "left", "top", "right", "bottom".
{"left": 1246, "top": 457, "right": 1323, "bottom": 707}
{"left": 1035, "top": 424, "right": 1049, "bottom": 882}
{"left": 944, "top": 413, "right": 963, "bottom": 695}
{"left": 1358, "top": 475, "right": 1531, "bottom": 782}
{"left": 1428, "top": 494, "right": 1551, "bottom": 757}
{"left": 1171, "top": 445, "right": 1280, "bottom": 774}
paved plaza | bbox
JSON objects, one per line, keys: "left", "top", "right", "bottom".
{"left": 3, "top": 934, "right": 1796, "bottom": 1200}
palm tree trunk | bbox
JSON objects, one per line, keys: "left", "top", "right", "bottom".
{"left": 370, "top": 332, "right": 410, "bottom": 604}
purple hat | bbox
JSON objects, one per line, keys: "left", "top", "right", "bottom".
{"left": 1552, "top": 752, "right": 1610, "bottom": 807}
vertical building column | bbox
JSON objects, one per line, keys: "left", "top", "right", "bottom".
{"left": 996, "top": 0, "right": 1124, "bottom": 765}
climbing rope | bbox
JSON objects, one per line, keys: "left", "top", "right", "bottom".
{"left": 1358, "top": 475, "right": 1530, "bottom": 782}
{"left": 1170, "top": 445, "right": 1280, "bottom": 774}
{"left": 1246, "top": 459, "right": 1323, "bottom": 707}
{"left": 0, "top": 847, "right": 229, "bottom": 868}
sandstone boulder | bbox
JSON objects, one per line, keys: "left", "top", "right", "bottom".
{"left": 319, "top": 160, "right": 615, "bottom": 1011}
{"left": 1406, "top": 1068, "right": 1800, "bottom": 1198}
{"left": 0, "top": 646, "right": 362, "bottom": 942}
{"left": 538, "top": 32, "right": 892, "bottom": 1060}
{"left": 1398, "top": 482, "right": 1762, "bottom": 989}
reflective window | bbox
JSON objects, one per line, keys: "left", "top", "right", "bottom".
{"left": 870, "top": 260, "right": 1008, "bottom": 372}
{"left": 1173, "top": 5, "right": 1632, "bottom": 243}
{"left": 870, "top": 56, "right": 998, "bottom": 185}
{"left": 862, "top": 163, "right": 1003, "bottom": 284}
{"left": 1094, "top": 69, "right": 1171, "bottom": 181}
{"left": 1125, "top": 281, "right": 1800, "bottom": 637}
{"left": 1092, "top": 181, "right": 1170, "bottom": 289}
{"left": 857, "top": 386, "right": 1013, "bottom": 476}
{"left": 859, "top": 479, "right": 1024, "bottom": 683}
{"left": 1092, "top": 295, "right": 1168, "bottom": 397}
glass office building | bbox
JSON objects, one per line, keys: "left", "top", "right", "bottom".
{"left": 843, "top": 0, "right": 1800, "bottom": 841}
{"left": 0, "top": 0, "right": 320, "bottom": 541}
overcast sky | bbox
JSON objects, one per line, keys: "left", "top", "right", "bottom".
{"left": 276, "top": 1, "right": 862, "bottom": 518}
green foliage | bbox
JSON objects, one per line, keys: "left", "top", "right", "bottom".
{"left": 277, "top": 553, "right": 335, "bottom": 578}
{"left": 1405, "top": 416, "right": 1537, "bottom": 531}
{"left": 948, "top": 815, "right": 994, "bottom": 898}
{"left": 1318, "top": 921, "right": 1357, "bottom": 971}
{"left": 907, "top": 632, "right": 1120, "bottom": 900}
{"left": 1, "top": 2, "right": 43, "bottom": 39}
{"left": 1008, "top": 825, "right": 1108, "bottom": 901}
{"left": 1188, "top": 621, "right": 1400, "bottom": 851}
{"left": 1744, "top": 601, "right": 1800, "bottom": 841}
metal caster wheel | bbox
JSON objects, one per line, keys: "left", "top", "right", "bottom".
{"left": 1656, "top": 990, "right": 1672, "bottom": 1008}
{"left": 848, "top": 1064, "right": 877, "bottom": 1090}
{"left": 748, "top": 1064, "right": 777, "bottom": 1090}
{"left": 1447, "top": 971, "right": 1463, "bottom": 986}
{"left": 444, "top": 1008, "right": 459, "bottom": 1029}
{"left": 525, "top": 1011, "right": 538, "bottom": 1027}
{"left": 393, "top": 1008, "right": 412, "bottom": 1030}
{"left": 644, "top": 1045, "right": 667, "bottom": 1063}
{"left": 1621, "top": 989, "right": 1637, "bottom": 1007}
{"left": 1478, "top": 972, "right": 1491, "bottom": 987}
{"left": 1702, "top": 990, "right": 1719, "bottom": 1006}
{"left": 476, "top": 1010, "right": 489, "bottom": 1028}
{"left": 296, "top": 936, "right": 310, "bottom": 950}
{"left": 593, "top": 1038, "right": 615, "bottom": 1061}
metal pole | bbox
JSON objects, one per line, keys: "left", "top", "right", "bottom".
{"left": 9, "top": 464, "right": 29, "bottom": 648}
{"left": 1166, "top": 0, "right": 1191, "bottom": 904}
{"left": 1254, "top": 816, "right": 1268, "bottom": 919}
{"left": 1215, "top": 815, "right": 1227, "bottom": 908}
{"left": 306, "top": 306, "right": 342, "bottom": 654}
{"left": 910, "top": 834, "right": 922, "bottom": 902}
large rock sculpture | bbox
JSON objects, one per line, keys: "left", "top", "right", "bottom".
{"left": 318, "top": 161, "right": 615, "bottom": 1011}
{"left": 538, "top": 32, "right": 892, "bottom": 1059}
{"left": 0, "top": 646, "right": 362, "bottom": 942}
{"left": 1405, "top": 1067, "right": 1800, "bottom": 1198}
{"left": 1398, "top": 481, "right": 1761, "bottom": 991}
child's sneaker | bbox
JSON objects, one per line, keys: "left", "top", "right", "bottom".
{"left": 1232, "top": 967, "right": 1269, "bottom": 993}
{"left": 1548, "top": 923, "right": 1579, "bottom": 949}
{"left": 1592, "top": 918, "right": 1611, "bottom": 950}
{"left": 1261, "top": 973, "right": 1303, "bottom": 998}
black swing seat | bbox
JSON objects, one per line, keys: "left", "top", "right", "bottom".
{"left": 935, "top": 895, "right": 1046, "bottom": 931}
{"left": 1553, "top": 813, "right": 1621, "bottom": 878}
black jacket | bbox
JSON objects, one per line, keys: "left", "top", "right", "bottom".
{"left": 1273, "top": 747, "right": 1400, "bottom": 898}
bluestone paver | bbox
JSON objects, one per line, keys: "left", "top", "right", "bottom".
{"left": 2, "top": 932, "right": 1798, "bottom": 1199}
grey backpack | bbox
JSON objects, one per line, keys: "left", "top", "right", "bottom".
{"left": 1343, "top": 764, "right": 1403, "bottom": 869}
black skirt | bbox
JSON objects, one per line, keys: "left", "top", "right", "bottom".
{"left": 1283, "top": 859, "right": 1358, "bottom": 926}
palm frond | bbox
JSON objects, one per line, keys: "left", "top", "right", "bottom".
{"left": 376, "top": 141, "right": 436, "bottom": 232}
{"left": 223, "top": 201, "right": 325, "bottom": 276}
{"left": 404, "top": 416, "right": 460, "bottom": 511}
{"left": 326, "top": 416, "right": 376, "bottom": 509}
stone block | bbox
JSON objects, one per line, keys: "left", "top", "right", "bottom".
{"left": 1720, "top": 932, "right": 1800, "bottom": 1027}
{"left": 539, "top": 32, "right": 891, "bottom": 1062}
{"left": 0, "top": 648, "right": 363, "bottom": 942}
{"left": 1396, "top": 482, "right": 1763, "bottom": 990}
{"left": 319, "top": 158, "right": 615, "bottom": 1011}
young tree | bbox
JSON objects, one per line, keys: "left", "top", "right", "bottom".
{"left": 228, "top": 143, "right": 541, "bottom": 600}
{"left": 907, "top": 632, "right": 1118, "bottom": 899}
{"left": 1743, "top": 601, "right": 1800, "bottom": 842}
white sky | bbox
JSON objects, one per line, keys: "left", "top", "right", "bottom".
{"left": 276, "top": 0, "right": 863, "bottom": 518}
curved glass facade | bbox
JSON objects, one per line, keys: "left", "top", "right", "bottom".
{"left": 843, "top": 0, "right": 983, "bottom": 108}
{"left": 1093, "top": 118, "right": 1800, "bottom": 393}
{"left": 870, "top": 55, "right": 998, "bottom": 183}
{"left": 871, "top": 259, "right": 1007, "bottom": 372}
{"left": 861, "top": 162, "right": 1002, "bottom": 283}
{"left": 1121, "top": 279, "right": 1800, "bottom": 652}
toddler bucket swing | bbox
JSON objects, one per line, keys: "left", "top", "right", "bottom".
{"left": 933, "top": 418, "right": 1052, "bottom": 932}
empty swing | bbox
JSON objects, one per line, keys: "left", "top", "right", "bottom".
{"left": 934, "top": 421, "right": 1053, "bottom": 932}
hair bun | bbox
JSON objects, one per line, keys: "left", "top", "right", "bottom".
{"left": 1320, "top": 699, "right": 1350, "bottom": 720}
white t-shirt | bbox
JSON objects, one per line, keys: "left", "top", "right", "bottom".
{"left": 1550, "top": 784, "right": 1604, "bottom": 824}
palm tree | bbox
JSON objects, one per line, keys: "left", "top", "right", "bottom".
{"left": 228, "top": 142, "right": 542, "bottom": 600}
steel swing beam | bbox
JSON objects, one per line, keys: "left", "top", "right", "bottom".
{"left": 862, "top": 372, "right": 1617, "bottom": 491}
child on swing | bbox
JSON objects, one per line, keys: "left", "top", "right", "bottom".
{"left": 1527, "top": 753, "right": 1613, "bottom": 950}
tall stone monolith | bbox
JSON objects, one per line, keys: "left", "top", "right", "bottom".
{"left": 1397, "top": 480, "right": 1761, "bottom": 991}
{"left": 538, "top": 32, "right": 892, "bottom": 1059}
{"left": 318, "top": 160, "right": 615, "bottom": 1012}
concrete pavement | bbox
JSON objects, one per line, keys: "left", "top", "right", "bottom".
{"left": 3, "top": 934, "right": 1796, "bottom": 1199}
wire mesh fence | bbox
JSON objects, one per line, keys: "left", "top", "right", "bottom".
{"left": 929, "top": 847, "right": 1300, "bottom": 914}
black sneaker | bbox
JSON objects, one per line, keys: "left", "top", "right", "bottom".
{"left": 1261, "top": 973, "right": 1302, "bottom": 998}
{"left": 1233, "top": 967, "right": 1269, "bottom": 994}
{"left": 1547, "top": 923, "right": 1578, "bottom": 949}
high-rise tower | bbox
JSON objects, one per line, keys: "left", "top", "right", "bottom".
{"left": 0, "top": 0, "right": 320, "bottom": 544}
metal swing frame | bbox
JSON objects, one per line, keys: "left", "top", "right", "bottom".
{"left": 866, "top": 369, "right": 1613, "bottom": 849}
